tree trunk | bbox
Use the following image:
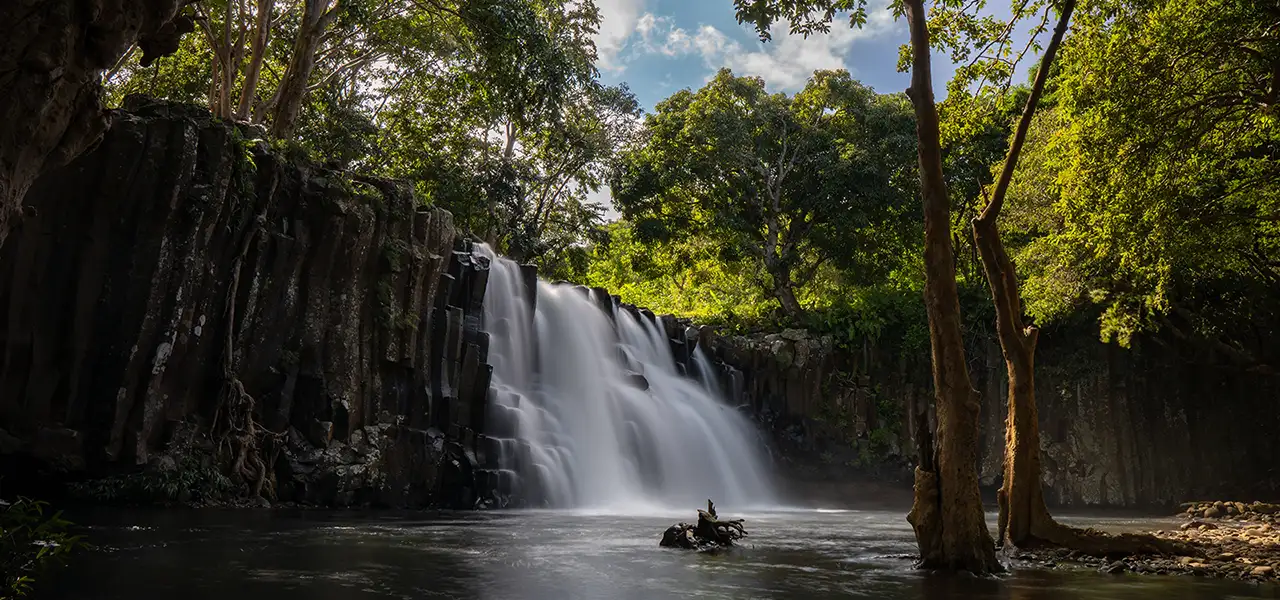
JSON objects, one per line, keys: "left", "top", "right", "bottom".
{"left": 765, "top": 259, "right": 804, "bottom": 318}
{"left": 971, "top": 0, "right": 1074, "bottom": 551}
{"left": 269, "top": 0, "right": 338, "bottom": 139}
{"left": 774, "top": 283, "right": 804, "bottom": 319}
{"left": 901, "top": 0, "right": 1001, "bottom": 575}
{"left": 0, "top": 0, "right": 190, "bottom": 247}
{"left": 236, "top": 0, "right": 275, "bottom": 120}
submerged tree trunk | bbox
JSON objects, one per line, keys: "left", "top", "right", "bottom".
{"left": 0, "top": 0, "right": 190, "bottom": 247}
{"left": 901, "top": 0, "right": 1001, "bottom": 575}
{"left": 975, "top": 0, "right": 1075, "bottom": 550}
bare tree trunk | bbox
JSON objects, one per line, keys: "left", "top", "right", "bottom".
{"left": 0, "top": 0, "right": 191, "bottom": 247}
{"left": 218, "top": 0, "right": 236, "bottom": 118}
{"left": 270, "top": 0, "right": 339, "bottom": 139}
{"left": 972, "top": 0, "right": 1073, "bottom": 551}
{"left": 967, "top": 1, "right": 1192, "bottom": 557}
{"left": 237, "top": 0, "right": 276, "bottom": 120}
{"left": 900, "top": 0, "right": 1001, "bottom": 575}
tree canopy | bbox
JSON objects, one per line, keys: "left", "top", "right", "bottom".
{"left": 1006, "top": 0, "right": 1279, "bottom": 365}
{"left": 105, "top": 0, "right": 636, "bottom": 279}
{"left": 610, "top": 68, "right": 917, "bottom": 318}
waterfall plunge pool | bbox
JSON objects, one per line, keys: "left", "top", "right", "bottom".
{"left": 37, "top": 507, "right": 1280, "bottom": 600}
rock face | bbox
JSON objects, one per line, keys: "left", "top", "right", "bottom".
{"left": 688, "top": 323, "right": 1280, "bottom": 508}
{"left": 0, "top": 98, "right": 497, "bottom": 508}
{"left": 0, "top": 0, "right": 193, "bottom": 246}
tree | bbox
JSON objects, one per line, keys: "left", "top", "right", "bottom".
{"left": 612, "top": 68, "right": 915, "bottom": 319}
{"left": 105, "top": 0, "right": 627, "bottom": 266}
{"left": 1011, "top": 0, "right": 1280, "bottom": 366}
{"left": 735, "top": 0, "right": 1000, "bottom": 572}
{"left": 971, "top": 0, "right": 1075, "bottom": 550}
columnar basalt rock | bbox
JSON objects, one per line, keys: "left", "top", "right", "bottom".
{"left": 0, "top": 0, "right": 194, "bottom": 247}
{"left": 689, "top": 324, "right": 1280, "bottom": 509}
{"left": 0, "top": 98, "right": 496, "bottom": 507}
{"left": 566, "top": 296, "right": 1278, "bottom": 509}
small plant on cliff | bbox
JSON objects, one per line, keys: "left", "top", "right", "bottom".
{"left": 1, "top": 497, "right": 82, "bottom": 599}
{"left": 68, "top": 434, "right": 232, "bottom": 506}
{"left": 381, "top": 239, "right": 411, "bottom": 273}
{"left": 375, "top": 279, "right": 401, "bottom": 330}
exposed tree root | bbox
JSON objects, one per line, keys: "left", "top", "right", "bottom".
{"left": 209, "top": 207, "right": 281, "bottom": 501}
{"left": 661, "top": 500, "right": 749, "bottom": 549}
{"left": 1001, "top": 499, "right": 1201, "bottom": 559}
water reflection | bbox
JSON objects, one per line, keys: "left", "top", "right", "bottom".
{"left": 37, "top": 509, "right": 1280, "bottom": 600}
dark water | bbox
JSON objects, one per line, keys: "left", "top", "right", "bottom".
{"left": 38, "top": 507, "right": 1280, "bottom": 600}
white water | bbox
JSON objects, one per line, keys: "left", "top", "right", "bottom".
{"left": 478, "top": 245, "right": 777, "bottom": 512}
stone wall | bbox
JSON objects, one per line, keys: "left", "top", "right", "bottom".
{"left": 680, "top": 322, "right": 1280, "bottom": 509}
{"left": 0, "top": 98, "right": 497, "bottom": 508}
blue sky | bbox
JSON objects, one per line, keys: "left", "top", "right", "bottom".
{"left": 591, "top": 0, "right": 964, "bottom": 109}
{"left": 586, "top": 0, "right": 963, "bottom": 215}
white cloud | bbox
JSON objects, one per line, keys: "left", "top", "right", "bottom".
{"left": 627, "top": 2, "right": 902, "bottom": 91}
{"left": 594, "top": 0, "right": 648, "bottom": 73}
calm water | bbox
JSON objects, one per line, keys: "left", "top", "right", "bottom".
{"left": 38, "top": 507, "right": 1280, "bottom": 600}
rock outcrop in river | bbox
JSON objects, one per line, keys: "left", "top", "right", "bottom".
{"left": 0, "top": 98, "right": 496, "bottom": 508}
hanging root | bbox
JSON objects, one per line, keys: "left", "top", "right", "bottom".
{"left": 211, "top": 375, "right": 283, "bottom": 501}
{"left": 209, "top": 205, "right": 282, "bottom": 501}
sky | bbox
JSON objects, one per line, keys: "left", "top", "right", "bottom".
{"left": 586, "top": 0, "right": 963, "bottom": 217}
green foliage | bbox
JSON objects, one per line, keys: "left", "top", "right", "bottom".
{"left": 68, "top": 437, "right": 231, "bottom": 505}
{"left": 107, "top": 0, "right": 627, "bottom": 268}
{"left": 733, "top": 0, "right": 871, "bottom": 41}
{"left": 1007, "top": 0, "right": 1280, "bottom": 353}
{"left": 611, "top": 68, "right": 918, "bottom": 317}
{"left": 1, "top": 497, "right": 83, "bottom": 599}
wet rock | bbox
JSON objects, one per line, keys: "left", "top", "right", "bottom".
{"left": 625, "top": 372, "right": 650, "bottom": 391}
{"left": 780, "top": 329, "right": 807, "bottom": 342}
{"left": 1252, "top": 566, "right": 1274, "bottom": 576}
{"left": 308, "top": 420, "right": 335, "bottom": 448}
{"left": 29, "top": 427, "right": 85, "bottom": 471}
{"left": 1205, "top": 506, "right": 1224, "bottom": 518}
{"left": 1103, "top": 560, "right": 1127, "bottom": 574}
{"left": 0, "top": 428, "right": 22, "bottom": 454}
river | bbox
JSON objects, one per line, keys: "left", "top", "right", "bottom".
{"left": 37, "top": 507, "right": 1280, "bottom": 599}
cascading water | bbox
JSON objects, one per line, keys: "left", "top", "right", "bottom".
{"left": 477, "top": 245, "right": 777, "bottom": 511}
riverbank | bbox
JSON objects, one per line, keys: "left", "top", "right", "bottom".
{"left": 1018, "top": 501, "right": 1280, "bottom": 584}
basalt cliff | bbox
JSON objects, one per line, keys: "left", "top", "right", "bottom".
{"left": 1, "top": 100, "right": 1276, "bottom": 509}
{"left": 0, "top": 98, "right": 496, "bottom": 508}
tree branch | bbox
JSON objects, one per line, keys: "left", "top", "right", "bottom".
{"left": 977, "top": 0, "right": 1075, "bottom": 225}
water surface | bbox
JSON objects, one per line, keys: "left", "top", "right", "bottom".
{"left": 39, "top": 508, "right": 1280, "bottom": 599}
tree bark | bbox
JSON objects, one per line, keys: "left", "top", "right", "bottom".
{"left": 765, "top": 259, "right": 804, "bottom": 319}
{"left": 269, "top": 0, "right": 339, "bottom": 139}
{"left": 236, "top": 0, "right": 276, "bottom": 121}
{"left": 0, "top": 0, "right": 190, "bottom": 247}
{"left": 972, "top": 0, "right": 1074, "bottom": 551}
{"left": 901, "top": 0, "right": 1001, "bottom": 575}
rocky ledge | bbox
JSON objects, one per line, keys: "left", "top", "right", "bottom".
{"left": 1015, "top": 501, "right": 1280, "bottom": 583}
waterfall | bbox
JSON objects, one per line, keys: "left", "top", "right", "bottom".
{"left": 477, "top": 245, "right": 777, "bottom": 511}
